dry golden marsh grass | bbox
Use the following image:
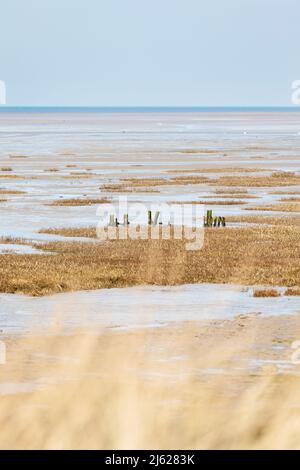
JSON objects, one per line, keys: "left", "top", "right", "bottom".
{"left": 0, "top": 189, "right": 26, "bottom": 195}
{"left": 253, "top": 288, "right": 281, "bottom": 298}
{"left": 100, "top": 172, "right": 300, "bottom": 194}
{"left": 0, "top": 224, "right": 300, "bottom": 295}
{"left": 101, "top": 176, "right": 210, "bottom": 192}
{"left": 227, "top": 214, "right": 300, "bottom": 227}
{"left": 1, "top": 314, "right": 300, "bottom": 449}
{"left": 270, "top": 191, "right": 300, "bottom": 195}
{"left": 281, "top": 197, "right": 300, "bottom": 202}
{"left": 246, "top": 202, "right": 300, "bottom": 213}
{"left": 211, "top": 172, "right": 300, "bottom": 187}
{"left": 0, "top": 174, "right": 24, "bottom": 179}
{"left": 49, "top": 197, "right": 111, "bottom": 207}
{"left": 101, "top": 184, "right": 160, "bottom": 193}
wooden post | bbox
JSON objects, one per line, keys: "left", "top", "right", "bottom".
{"left": 148, "top": 210, "right": 152, "bottom": 225}
{"left": 124, "top": 214, "right": 129, "bottom": 225}
{"left": 153, "top": 211, "right": 160, "bottom": 225}
{"left": 207, "top": 210, "right": 213, "bottom": 227}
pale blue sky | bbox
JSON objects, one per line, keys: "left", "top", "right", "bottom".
{"left": 0, "top": 0, "right": 299, "bottom": 106}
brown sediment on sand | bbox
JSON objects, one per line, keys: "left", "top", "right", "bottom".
{"left": 2, "top": 224, "right": 300, "bottom": 295}
{"left": 214, "top": 189, "right": 249, "bottom": 195}
{"left": 168, "top": 167, "right": 271, "bottom": 174}
{"left": 179, "top": 149, "right": 220, "bottom": 154}
{"left": 69, "top": 171, "right": 98, "bottom": 176}
{"left": 171, "top": 200, "right": 247, "bottom": 205}
{"left": 48, "top": 197, "right": 111, "bottom": 207}
{"left": 62, "top": 175, "right": 93, "bottom": 179}
{"left": 203, "top": 194, "right": 256, "bottom": 199}
{"left": 9, "top": 155, "right": 29, "bottom": 159}
{"left": 101, "top": 184, "right": 160, "bottom": 193}
{"left": 1, "top": 313, "right": 300, "bottom": 449}
{"left": 70, "top": 171, "right": 96, "bottom": 176}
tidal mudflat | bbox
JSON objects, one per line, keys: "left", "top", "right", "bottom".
{"left": 1, "top": 111, "right": 300, "bottom": 448}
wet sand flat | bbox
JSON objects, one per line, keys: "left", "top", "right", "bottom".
{"left": 0, "top": 111, "right": 300, "bottom": 448}
{"left": 1, "top": 111, "right": 300, "bottom": 241}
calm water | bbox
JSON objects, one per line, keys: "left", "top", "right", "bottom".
{"left": 0, "top": 284, "right": 299, "bottom": 335}
{"left": 0, "top": 109, "right": 300, "bottom": 157}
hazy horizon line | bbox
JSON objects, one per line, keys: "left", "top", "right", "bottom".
{"left": 0, "top": 105, "right": 300, "bottom": 113}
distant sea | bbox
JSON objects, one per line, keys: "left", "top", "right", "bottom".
{"left": 0, "top": 106, "right": 300, "bottom": 113}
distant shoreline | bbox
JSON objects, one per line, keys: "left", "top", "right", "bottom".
{"left": 0, "top": 106, "right": 300, "bottom": 113}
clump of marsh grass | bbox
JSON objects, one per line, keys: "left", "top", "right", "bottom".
{"left": 101, "top": 184, "right": 160, "bottom": 193}
{"left": 44, "top": 168, "right": 60, "bottom": 172}
{"left": 271, "top": 171, "right": 296, "bottom": 178}
{"left": 285, "top": 287, "right": 300, "bottom": 296}
{"left": 0, "top": 175, "right": 24, "bottom": 179}
{"left": 48, "top": 197, "right": 111, "bottom": 207}
{"left": 253, "top": 289, "right": 281, "bottom": 298}
{"left": 211, "top": 174, "right": 300, "bottom": 187}
{"left": 0, "top": 189, "right": 26, "bottom": 195}
{"left": 0, "top": 167, "right": 13, "bottom": 172}
{"left": 280, "top": 197, "right": 300, "bottom": 202}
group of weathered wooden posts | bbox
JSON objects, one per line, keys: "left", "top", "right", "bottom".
{"left": 204, "top": 210, "right": 226, "bottom": 227}
{"left": 108, "top": 210, "right": 226, "bottom": 228}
